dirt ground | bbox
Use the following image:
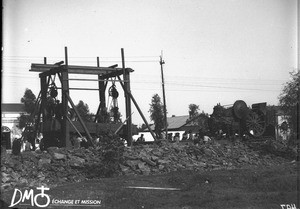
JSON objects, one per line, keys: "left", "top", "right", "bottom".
{"left": 1, "top": 161, "right": 298, "bottom": 209}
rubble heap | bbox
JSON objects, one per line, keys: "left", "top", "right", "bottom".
{"left": 1, "top": 139, "right": 292, "bottom": 191}
{"left": 120, "top": 140, "right": 289, "bottom": 175}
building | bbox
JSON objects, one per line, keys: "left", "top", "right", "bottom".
{"left": 138, "top": 115, "right": 204, "bottom": 141}
{"left": 1, "top": 103, "right": 26, "bottom": 144}
{"left": 138, "top": 110, "right": 291, "bottom": 141}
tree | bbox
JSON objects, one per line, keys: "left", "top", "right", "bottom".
{"left": 187, "top": 103, "right": 209, "bottom": 134}
{"left": 196, "top": 112, "right": 210, "bottom": 134}
{"left": 21, "top": 88, "right": 37, "bottom": 114}
{"left": 74, "top": 100, "right": 93, "bottom": 122}
{"left": 149, "top": 94, "right": 164, "bottom": 139}
{"left": 137, "top": 124, "right": 147, "bottom": 132}
{"left": 278, "top": 70, "right": 300, "bottom": 137}
{"left": 18, "top": 88, "right": 37, "bottom": 129}
{"left": 188, "top": 104, "right": 199, "bottom": 119}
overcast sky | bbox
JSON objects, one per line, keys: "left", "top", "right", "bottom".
{"left": 2, "top": 0, "right": 298, "bottom": 126}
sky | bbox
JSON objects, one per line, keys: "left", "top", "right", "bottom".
{"left": 2, "top": 0, "right": 298, "bottom": 126}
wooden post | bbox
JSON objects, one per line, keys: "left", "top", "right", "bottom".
{"left": 61, "top": 47, "right": 71, "bottom": 148}
{"left": 40, "top": 76, "right": 47, "bottom": 123}
{"left": 65, "top": 93, "right": 95, "bottom": 147}
{"left": 98, "top": 57, "right": 106, "bottom": 120}
{"left": 117, "top": 75, "right": 157, "bottom": 141}
{"left": 160, "top": 53, "right": 168, "bottom": 139}
{"left": 121, "top": 48, "right": 132, "bottom": 145}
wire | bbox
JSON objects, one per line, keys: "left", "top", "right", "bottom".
{"left": 3, "top": 55, "right": 159, "bottom": 59}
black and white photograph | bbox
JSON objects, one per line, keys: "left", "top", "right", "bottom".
{"left": 1, "top": 0, "right": 299, "bottom": 208}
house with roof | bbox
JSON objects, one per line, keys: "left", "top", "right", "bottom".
{"left": 1, "top": 103, "right": 26, "bottom": 148}
{"left": 1, "top": 103, "right": 26, "bottom": 136}
{"left": 2, "top": 103, "right": 26, "bottom": 128}
{"left": 137, "top": 115, "right": 204, "bottom": 141}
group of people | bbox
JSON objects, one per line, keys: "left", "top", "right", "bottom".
{"left": 134, "top": 130, "right": 211, "bottom": 145}
{"left": 12, "top": 137, "right": 36, "bottom": 155}
{"left": 166, "top": 130, "right": 212, "bottom": 145}
{"left": 135, "top": 134, "right": 145, "bottom": 145}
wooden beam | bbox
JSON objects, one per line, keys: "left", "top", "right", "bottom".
{"left": 61, "top": 48, "right": 70, "bottom": 148}
{"left": 121, "top": 48, "right": 132, "bottom": 146}
{"left": 31, "top": 63, "right": 133, "bottom": 75}
{"left": 98, "top": 69, "right": 131, "bottom": 79}
{"left": 117, "top": 75, "right": 157, "bottom": 142}
{"left": 65, "top": 92, "right": 95, "bottom": 147}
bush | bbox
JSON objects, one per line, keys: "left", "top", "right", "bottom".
{"left": 98, "top": 133, "right": 125, "bottom": 177}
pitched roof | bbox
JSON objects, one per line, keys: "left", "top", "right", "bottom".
{"left": 167, "top": 115, "right": 190, "bottom": 129}
{"left": 145, "top": 115, "right": 191, "bottom": 131}
{"left": 1, "top": 103, "right": 25, "bottom": 113}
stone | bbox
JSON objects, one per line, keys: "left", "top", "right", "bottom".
{"left": 204, "top": 149, "right": 213, "bottom": 156}
{"left": 69, "top": 156, "right": 85, "bottom": 167}
{"left": 137, "top": 162, "right": 151, "bottom": 175}
{"left": 52, "top": 153, "right": 66, "bottom": 160}
{"left": 2, "top": 172, "right": 11, "bottom": 183}
{"left": 138, "top": 150, "right": 148, "bottom": 158}
{"left": 151, "top": 149, "right": 163, "bottom": 157}
{"left": 157, "top": 159, "right": 171, "bottom": 165}
{"left": 238, "top": 156, "right": 249, "bottom": 163}
{"left": 29, "top": 180, "right": 38, "bottom": 187}
{"left": 120, "top": 164, "right": 132, "bottom": 175}
{"left": 18, "top": 178, "right": 28, "bottom": 185}
{"left": 158, "top": 165, "right": 165, "bottom": 170}
{"left": 10, "top": 171, "right": 21, "bottom": 181}
{"left": 1, "top": 183, "right": 11, "bottom": 190}
{"left": 47, "top": 147, "right": 59, "bottom": 153}
{"left": 124, "top": 154, "right": 139, "bottom": 160}
{"left": 151, "top": 156, "right": 159, "bottom": 162}
{"left": 141, "top": 157, "right": 156, "bottom": 166}
{"left": 137, "top": 162, "right": 146, "bottom": 170}
{"left": 141, "top": 167, "right": 151, "bottom": 175}
{"left": 125, "top": 160, "right": 141, "bottom": 170}
{"left": 38, "top": 158, "right": 51, "bottom": 168}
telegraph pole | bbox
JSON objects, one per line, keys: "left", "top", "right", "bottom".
{"left": 160, "top": 51, "right": 168, "bottom": 139}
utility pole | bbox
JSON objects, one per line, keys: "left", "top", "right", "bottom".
{"left": 160, "top": 51, "right": 168, "bottom": 139}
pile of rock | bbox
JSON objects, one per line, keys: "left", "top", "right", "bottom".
{"left": 119, "top": 140, "right": 288, "bottom": 175}
{"left": 1, "top": 139, "right": 291, "bottom": 191}
{"left": 1, "top": 147, "right": 103, "bottom": 191}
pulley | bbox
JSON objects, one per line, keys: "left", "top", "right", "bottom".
{"left": 109, "top": 84, "right": 119, "bottom": 99}
{"left": 49, "top": 84, "right": 58, "bottom": 98}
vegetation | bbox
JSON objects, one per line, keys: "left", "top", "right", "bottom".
{"left": 188, "top": 104, "right": 210, "bottom": 133}
{"left": 72, "top": 100, "right": 93, "bottom": 122}
{"left": 278, "top": 70, "right": 299, "bottom": 139}
{"left": 188, "top": 103, "right": 199, "bottom": 119}
{"left": 85, "top": 133, "right": 125, "bottom": 178}
{"left": 149, "top": 94, "right": 165, "bottom": 139}
{"left": 99, "top": 133, "right": 125, "bottom": 177}
{"left": 18, "top": 88, "right": 37, "bottom": 129}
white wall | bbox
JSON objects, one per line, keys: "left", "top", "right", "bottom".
{"left": 134, "top": 131, "right": 186, "bottom": 142}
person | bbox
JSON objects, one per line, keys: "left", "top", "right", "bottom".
{"left": 182, "top": 131, "right": 188, "bottom": 141}
{"left": 168, "top": 133, "right": 173, "bottom": 142}
{"left": 193, "top": 133, "right": 200, "bottom": 145}
{"left": 12, "top": 138, "right": 22, "bottom": 155}
{"left": 136, "top": 134, "right": 145, "bottom": 144}
{"left": 188, "top": 130, "right": 194, "bottom": 141}
{"left": 203, "top": 135, "right": 211, "bottom": 144}
{"left": 161, "top": 132, "right": 166, "bottom": 140}
{"left": 73, "top": 136, "right": 82, "bottom": 149}
{"left": 24, "top": 140, "right": 32, "bottom": 151}
{"left": 80, "top": 137, "right": 89, "bottom": 149}
{"left": 174, "top": 133, "right": 180, "bottom": 142}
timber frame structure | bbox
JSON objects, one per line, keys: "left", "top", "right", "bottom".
{"left": 30, "top": 47, "right": 156, "bottom": 148}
